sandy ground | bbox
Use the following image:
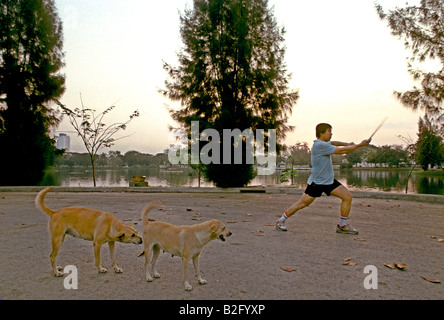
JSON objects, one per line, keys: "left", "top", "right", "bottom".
{"left": 0, "top": 189, "right": 442, "bottom": 300}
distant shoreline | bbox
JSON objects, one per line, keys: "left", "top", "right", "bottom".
{"left": 1, "top": 186, "right": 442, "bottom": 203}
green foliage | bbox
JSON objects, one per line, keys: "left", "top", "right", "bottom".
{"left": 376, "top": 0, "right": 443, "bottom": 133}
{"left": 345, "top": 148, "right": 366, "bottom": 167}
{"left": 332, "top": 145, "right": 409, "bottom": 168}
{"left": 0, "top": 0, "right": 65, "bottom": 185}
{"left": 365, "top": 145, "right": 409, "bottom": 167}
{"left": 416, "top": 116, "right": 443, "bottom": 170}
{"left": 161, "top": 0, "right": 298, "bottom": 187}
{"left": 377, "top": 0, "right": 444, "bottom": 174}
{"left": 283, "top": 142, "right": 310, "bottom": 166}
{"left": 279, "top": 167, "right": 298, "bottom": 184}
{"left": 55, "top": 151, "right": 171, "bottom": 168}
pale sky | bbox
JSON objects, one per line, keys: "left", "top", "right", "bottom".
{"left": 54, "top": 0, "right": 435, "bottom": 154}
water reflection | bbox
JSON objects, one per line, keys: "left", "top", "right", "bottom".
{"left": 41, "top": 167, "right": 443, "bottom": 195}
{"left": 342, "top": 169, "right": 408, "bottom": 192}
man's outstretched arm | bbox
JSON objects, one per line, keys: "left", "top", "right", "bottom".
{"left": 333, "top": 140, "right": 370, "bottom": 154}
{"left": 331, "top": 141, "right": 354, "bottom": 147}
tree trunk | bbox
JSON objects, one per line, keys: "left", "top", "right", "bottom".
{"left": 89, "top": 153, "right": 97, "bottom": 187}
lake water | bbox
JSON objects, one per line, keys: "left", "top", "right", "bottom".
{"left": 42, "top": 167, "right": 444, "bottom": 195}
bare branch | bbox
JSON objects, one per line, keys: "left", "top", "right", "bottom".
{"left": 57, "top": 97, "right": 140, "bottom": 186}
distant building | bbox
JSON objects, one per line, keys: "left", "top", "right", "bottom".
{"left": 56, "top": 133, "right": 70, "bottom": 151}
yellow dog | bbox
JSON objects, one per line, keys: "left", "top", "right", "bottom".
{"left": 35, "top": 187, "right": 142, "bottom": 276}
{"left": 140, "top": 201, "right": 232, "bottom": 291}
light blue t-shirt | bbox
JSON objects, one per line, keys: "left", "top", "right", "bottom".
{"left": 307, "top": 139, "right": 337, "bottom": 185}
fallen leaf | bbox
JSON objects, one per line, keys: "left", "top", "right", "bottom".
{"left": 438, "top": 239, "right": 444, "bottom": 242}
{"left": 264, "top": 224, "right": 275, "bottom": 227}
{"left": 421, "top": 276, "right": 441, "bottom": 284}
{"left": 186, "top": 208, "right": 193, "bottom": 211}
{"left": 123, "top": 218, "right": 132, "bottom": 221}
{"left": 384, "top": 262, "right": 407, "bottom": 270}
{"left": 252, "top": 230, "right": 264, "bottom": 236}
{"left": 342, "top": 257, "right": 357, "bottom": 266}
{"left": 431, "top": 236, "right": 437, "bottom": 239}
{"left": 246, "top": 213, "right": 253, "bottom": 216}
{"left": 280, "top": 267, "right": 297, "bottom": 272}
{"left": 354, "top": 237, "right": 367, "bottom": 242}
{"left": 227, "top": 221, "right": 237, "bottom": 224}
{"left": 395, "top": 263, "right": 407, "bottom": 270}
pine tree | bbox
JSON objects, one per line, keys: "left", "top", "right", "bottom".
{"left": 416, "top": 116, "right": 443, "bottom": 170}
{"left": 0, "top": 0, "right": 65, "bottom": 185}
{"left": 376, "top": 0, "right": 443, "bottom": 133}
{"left": 161, "top": 0, "right": 298, "bottom": 187}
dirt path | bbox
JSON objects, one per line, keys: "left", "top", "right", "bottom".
{"left": 0, "top": 190, "right": 442, "bottom": 300}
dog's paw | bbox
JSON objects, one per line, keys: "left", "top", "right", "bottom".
{"left": 198, "top": 278, "right": 208, "bottom": 285}
{"left": 54, "top": 266, "right": 64, "bottom": 277}
{"left": 153, "top": 272, "right": 161, "bottom": 278}
{"left": 146, "top": 277, "right": 154, "bottom": 282}
{"left": 114, "top": 267, "right": 123, "bottom": 274}
{"left": 184, "top": 281, "right": 193, "bottom": 291}
{"left": 98, "top": 267, "right": 108, "bottom": 273}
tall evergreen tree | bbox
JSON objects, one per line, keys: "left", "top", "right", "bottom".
{"left": 416, "top": 115, "right": 443, "bottom": 170}
{"left": 0, "top": 0, "right": 65, "bottom": 185}
{"left": 161, "top": 0, "right": 298, "bottom": 187}
{"left": 376, "top": 0, "right": 443, "bottom": 134}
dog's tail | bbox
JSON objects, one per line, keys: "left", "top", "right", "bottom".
{"left": 35, "top": 187, "right": 55, "bottom": 216}
{"left": 141, "top": 200, "right": 162, "bottom": 226}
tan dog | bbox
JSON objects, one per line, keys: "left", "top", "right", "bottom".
{"left": 140, "top": 201, "right": 232, "bottom": 291}
{"left": 35, "top": 187, "right": 142, "bottom": 276}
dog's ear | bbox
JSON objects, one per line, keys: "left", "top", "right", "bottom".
{"left": 211, "top": 224, "right": 218, "bottom": 233}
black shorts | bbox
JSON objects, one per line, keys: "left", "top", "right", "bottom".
{"left": 304, "top": 179, "right": 342, "bottom": 198}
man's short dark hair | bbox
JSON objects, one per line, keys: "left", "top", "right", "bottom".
{"left": 316, "top": 123, "right": 332, "bottom": 138}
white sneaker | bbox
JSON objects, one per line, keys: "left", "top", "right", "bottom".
{"left": 276, "top": 220, "right": 287, "bottom": 232}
